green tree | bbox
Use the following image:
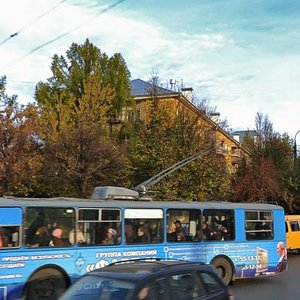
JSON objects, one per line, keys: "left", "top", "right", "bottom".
{"left": 105, "top": 53, "right": 133, "bottom": 123}
{"left": 36, "top": 39, "right": 133, "bottom": 114}
{"left": 35, "top": 40, "right": 133, "bottom": 197}
{"left": 127, "top": 75, "right": 230, "bottom": 200}
{"left": 291, "top": 161, "right": 300, "bottom": 212}
{"left": 233, "top": 112, "right": 295, "bottom": 211}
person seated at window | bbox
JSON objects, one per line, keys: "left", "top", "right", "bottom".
{"left": 175, "top": 220, "right": 186, "bottom": 241}
{"left": 26, "top": 211, "right": 46, "bottom": 245}
{"left": 193, "top": 226, "right": 201, "bottom": 241}
{"left": 115, "top": 222, "right": 122, "bottom": 244}
{"left": 214, "top": 216, "right": 234, "bottom": 240}
{"left": 102, "top": 228, "right": 117, "bottom": 245}
{"left": 125, "top": 223, "right": 136, "bottom": 243}
{"left": 167, "top": 224, "right": 177, "bottom": 241}
{"left": 143, "top": 222, "right": 153, "bottom": 243}
{"left": 31, "top": 225, "right": 51, "bottom": 247}
{"left": 202, "top": 222, "right": 218, "bottom": 241}
{"left": 50, "top": 228, "right": 66, "bottom": 247}
{"left": 168, "top": 220, "right": 185, "bottom": 242}
{"left": 0, "top": 227, "right": 7, "bottom": 248}
{"left": 255, "top": 217, "right": 272, "bottom": 239}
{"left": 69, "top": 226, "right": 86, "bottom": 245}
{"left": 135, "top": 226, "right": 149, "bottom": 243}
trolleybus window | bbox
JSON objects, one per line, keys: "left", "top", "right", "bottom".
{"left": 24, "top": 207, "right": 75, "bottom": 247}
{"left": 0, "top": 207, "right": 22, "bottom": 248}
{"left": 0, "top": 226, "right": 20, "bottom": 248}
{"left": 78, "top": 208, "right": 121, "bottom": 246}
{"left": 202, "top": 209, "right": 235, "bottom": 241}
{"left": 245, "top": 210, "right": 273, "bottom": 240}
{"left": 124, "top": 209, "right": 163, "bottom": 244}
{"left": 167, "top": 209, "right": 201, "bottom": 242}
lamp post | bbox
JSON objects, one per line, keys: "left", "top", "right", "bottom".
{"left": 293, "top": 130, "right": 300, "bottom": 166}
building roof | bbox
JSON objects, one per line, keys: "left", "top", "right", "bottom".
{"left": 131, "top": 78, "right": 178, "bottom": 97}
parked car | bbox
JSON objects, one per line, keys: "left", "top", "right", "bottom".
{"left": 59, "top": 259, "right": 234, "bottom": 300}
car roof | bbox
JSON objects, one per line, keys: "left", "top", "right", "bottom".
{"left": 88, "top": 259, "right": 214, "bottom": 281}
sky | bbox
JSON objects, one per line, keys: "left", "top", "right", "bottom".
{"left": 1, "top": 0, "right": 300, "bottom": 138}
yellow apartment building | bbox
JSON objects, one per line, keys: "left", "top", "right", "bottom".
{"left": 124, "top": 78, "right": 249, "bottom": 172}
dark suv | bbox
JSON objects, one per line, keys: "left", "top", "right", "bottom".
{"left": 60, "top": 259, "right": 234, "bottom": 300}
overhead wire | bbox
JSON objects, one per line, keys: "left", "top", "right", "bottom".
{"left": 4, "top": 0, "right": 126, "bottom": 68}
{"left": 2, "top": 0, "right": 126, "bottom": 89}
{"left": 26, "top": 0, "right": 126, "bottom": 56}
{"left": 0, "top": 0, "right": 67, "bottom": 46}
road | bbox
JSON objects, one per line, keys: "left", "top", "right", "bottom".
{"left": 230, "top": 252, "right": 300, "bottom": 300}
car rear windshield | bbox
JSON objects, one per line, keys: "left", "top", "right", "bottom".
{"left": 59, "top": 275, "right": 134, "bottom": 300}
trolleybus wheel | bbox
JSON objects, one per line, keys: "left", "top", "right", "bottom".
{"left": 26, "top": 268, "right": 66, "bottom": 300}
{"left": 212, "top": 257, "right": 233, "bottom": 286}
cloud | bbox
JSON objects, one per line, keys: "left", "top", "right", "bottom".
{"left": 1, "top": 0, "right": 300, "bottom": 136}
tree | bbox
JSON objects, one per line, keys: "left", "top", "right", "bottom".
{"left": 105, "top": 53, "right": 133, "bottom": 124}
{"left": 291, "top": 161, "right": 300, "bottom": 212}
{"left": 35, "top": 39, "right": 133, "bottom": 119}
{"left": 0, "top": 76, "right": 41, "bottom": 196}
{"left": 233, "top": 112, "right": 295, "bottom": 211}
{"left": 231, "top": 157, "right": 282, "bottom": 203}
{"left": 35, "top": 40, "right": 133, "bottom": 197}
{"left": 126, "top": 75, "right": 231, "bottom": 200}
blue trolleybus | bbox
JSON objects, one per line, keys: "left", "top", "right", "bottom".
{"left": 0, "top": 186, "right": 287, "bottom": 300}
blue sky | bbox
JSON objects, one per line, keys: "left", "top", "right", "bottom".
{"left": 1, "top": 0, "right": 300, "bottom": 137}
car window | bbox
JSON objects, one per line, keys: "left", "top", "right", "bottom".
{"left": 197, "top": 271, "right": 223, "bottom": 294}
{"left": 169, "top": 272, "right": 205, "bottom": 300}
{"left": 137, "top": 278, "right": 167, "bottom": 300}
{"left": 59, "top": 275, "right": 134, "bottom": 300}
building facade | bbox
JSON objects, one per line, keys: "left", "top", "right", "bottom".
{"left": 126, "top": 79, "right": 249, "bottom": 173}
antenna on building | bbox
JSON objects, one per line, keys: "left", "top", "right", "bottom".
{"left": 170, "top": 79, "right": 176, "bottom": 90}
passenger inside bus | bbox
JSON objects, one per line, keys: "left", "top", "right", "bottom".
{"left": 102, "top": 228, "right": 117, "bottom": 245}
{"left": 51, "top": 228, "right": 68, "bottom": 247}
{"left": 115, "top": 222, "right": 122, "bottom": 243}
{"left": 26, "top": 211, "right": 46, "bottom": 245}
{"left": 69, "top": 226, "right": 86, "bottom": 245}
{"left": 94, "top": 222, "right": 105, "bottom": 245}
{"left": 255, "top": 217, "right": 271, "bottom": 239}
{"left": 31, "top": 225, "right": 51, "bottom": 247}
{"left": 125, "top": 223, "right": 136, "bottom": 243}
{"left": 167, "top": 220, "right": 185, "bottom": 242}
{"left": 0, "top": 227, "right": 6, "bottom": 247}
{"left": 192, "top": 226, "right": 201, "bottom": 241}
{"left": 135, "top": 226, "right": 149, "bottom": 243}
{"left": 214, "top": 216, "right": 234, "bottom": 240}
{"left": 202, "top": 222, "right": 218, "bottom": 241}
{"left": 142, "top": 222, "right": 153, "bottom": 243}
{"left": 167, "top": 224, "right": 178, "bottom": 241}
{"left": 0, "top": 226, "right": 19, "bottom": 247}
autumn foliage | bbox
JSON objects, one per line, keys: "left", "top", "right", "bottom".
{"left": 1, "top": 43, "right": 299, "bottom": 212}
{"left": 231, "top": 157, "right": 281, "bottom": 203}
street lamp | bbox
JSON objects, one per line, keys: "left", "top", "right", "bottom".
{"left": 293, "top": 130, "right": 300, "bottom": 166}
